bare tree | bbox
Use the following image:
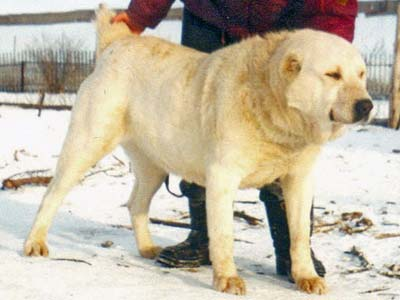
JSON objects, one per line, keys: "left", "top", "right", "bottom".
{"left": 25, "top": 33, "right": 89, "bottom": 93}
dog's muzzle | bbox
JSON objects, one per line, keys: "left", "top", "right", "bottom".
{"left": 354, "top": 99, "right": 373, "bottom": 122}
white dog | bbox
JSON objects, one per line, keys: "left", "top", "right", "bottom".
{"left": 24, "top": 5, "right": 373, "bottom": 295}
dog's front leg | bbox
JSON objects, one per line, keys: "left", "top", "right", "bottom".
{"left": 206, "top": 163, "right": 245, "bottom": 295}
{"left": 281, "top": 147, "right": 327, "bottom": 295}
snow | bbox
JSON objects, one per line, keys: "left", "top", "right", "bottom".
{"left": 0, "top": 103, "right": 400, "bottom": 300}
{"left": 354, "top": 13, "right": 396, "bottom": 54}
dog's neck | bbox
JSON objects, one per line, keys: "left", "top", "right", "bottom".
{"left": 247, "top": 86, "right": 339, "bottom": 148}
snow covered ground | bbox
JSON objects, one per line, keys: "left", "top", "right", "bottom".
{"left": 0, "top": 101, "right": 400, "bottom": 300}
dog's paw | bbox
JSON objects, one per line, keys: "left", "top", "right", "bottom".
{"left": 213, "top": 275, "right": 246, "bottom": 295}
{"left": 24, "top": 239, "right": 49, "bottom": 257}
{"left": 296, "top": 277, "right": 327, "bottom": 295}
{"left": 139, "top": 245, "right": 162, "bottom": 259}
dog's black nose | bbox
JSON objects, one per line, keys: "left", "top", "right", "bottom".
{"left": 354, "top": 99, "right": 373, "bottom": 120}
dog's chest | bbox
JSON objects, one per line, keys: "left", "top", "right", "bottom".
{"left": 240, "top": 157, "right": 289, "bottom": 189}
{"left": 238, "top": 140, "right": 307, "bottom": 189}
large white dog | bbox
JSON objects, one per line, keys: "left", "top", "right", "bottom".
{"left": 24, "top": 6, "right": 373, "bottom": 296}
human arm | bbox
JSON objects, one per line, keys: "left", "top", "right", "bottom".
{"left": 302, "top": 0, "right": 358, "bottom": 42}
{"left": 112, "top": 0, "right": 175, "bottom": 34}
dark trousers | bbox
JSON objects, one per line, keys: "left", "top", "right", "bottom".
{"left": 181, "top": 9, "right": 239, "bottom": 53}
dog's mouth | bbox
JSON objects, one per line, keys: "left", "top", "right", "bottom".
{"left": 329, "top": 110, "right": 372, "bottom": 124}
{"left": 329, "top": 109, "right": 335, "bottom": 122}
{"left": 356, "top": 113, "right": 374, "bottom": 125}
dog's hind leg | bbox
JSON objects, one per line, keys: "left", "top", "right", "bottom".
{"left": 126, "top": 148, "right": 167, "bottom": 259}
{"left": 24, "top": 80, "right": 126, "bottom": 257}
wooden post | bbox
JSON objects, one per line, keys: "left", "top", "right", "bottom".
{"left": 389, "top": 4, "right": 400, "bottom": 129}
{"left": 20, "top": 61, "right": 25, "bottom": 92}
{"left": 37, "top": 91, "right": 45, "bottom": 117}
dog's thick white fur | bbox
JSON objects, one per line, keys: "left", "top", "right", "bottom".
{"left": 24, "top": 5, "right": 372, "bottom": 296}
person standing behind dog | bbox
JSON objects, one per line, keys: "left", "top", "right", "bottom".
{"left": 113, "top": 0, "right": 358, "bottom": 281}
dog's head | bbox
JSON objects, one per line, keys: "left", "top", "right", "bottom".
{"left": 269, "top": 30, "right": 373, "bottom": 131}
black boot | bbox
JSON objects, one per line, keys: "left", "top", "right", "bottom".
{"left": 156, "top": 181, "right": 211, "bottom": 268}
{"left": 259, "top": 185, "right": 326, "bottom": 282}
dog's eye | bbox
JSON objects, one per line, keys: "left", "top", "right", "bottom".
{"left": 359, "top": 71, "right": 365, "bottom": 78}
{"left": 325, "top": 71, "right": 342, "bottom": 80}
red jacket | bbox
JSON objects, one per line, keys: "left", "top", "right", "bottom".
{"left": 127, "top": 0, "right": 357, "bottom": 42}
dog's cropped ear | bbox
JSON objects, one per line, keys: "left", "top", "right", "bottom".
{"left": 280, "top": 52, "right": 302, "bottom": 80}
{"left": 282, "top": 52, "right": 307, "bottom": 111}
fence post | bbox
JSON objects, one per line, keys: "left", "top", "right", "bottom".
{"left": 20, "top": 61, "right": 25, "bottom": 92}
{"left": 389, "top": 4, "right": 400, "bottom": 129}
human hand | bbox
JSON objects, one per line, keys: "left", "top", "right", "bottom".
{"left": 111, "top": 12, "right": 144, "bottom": 35}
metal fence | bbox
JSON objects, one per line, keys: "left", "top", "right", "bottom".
{"left": 0, "top": 50, "right": 394, "bottom": 98}
{"left": 0, "top": 50, "right": 94, "bottom": 93}
{"left": 363, "top": 52, "right": 393, "bottom": 99}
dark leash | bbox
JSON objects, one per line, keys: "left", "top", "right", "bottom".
{"left": 164, "top": 175, "right": 184, "bottom": 198}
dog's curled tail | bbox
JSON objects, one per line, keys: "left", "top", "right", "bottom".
{"left": 96, "top": 3, "right": 133, "bottom": 60}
